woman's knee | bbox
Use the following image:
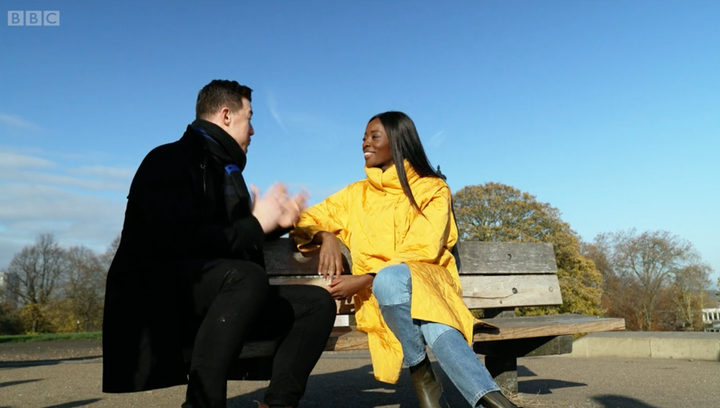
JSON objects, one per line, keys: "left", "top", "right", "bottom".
{"left": 372, "top": 264, "right": 411, "bottom": 306}
{"left": 420, "top": 321, "right": 455, "bottom": 349}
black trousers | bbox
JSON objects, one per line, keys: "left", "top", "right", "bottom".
{"left": 178, "top": 259, "right": 336, "bottom": 408}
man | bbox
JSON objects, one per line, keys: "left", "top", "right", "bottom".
{"left": 102, "top": 80, "right": 337, "bottom": 408}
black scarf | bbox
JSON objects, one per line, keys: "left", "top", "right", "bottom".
{"left": 191, "top": 119, "right": 252, "bottom": 222}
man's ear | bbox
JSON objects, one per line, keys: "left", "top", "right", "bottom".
{"left": 219, "top": 107, "right": 232, "bottom": 127}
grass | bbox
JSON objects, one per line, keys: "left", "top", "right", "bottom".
{"left": 0, "top": 331, "right": 101, "bottom": 344}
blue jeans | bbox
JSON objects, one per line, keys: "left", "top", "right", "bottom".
{"left": 373, "top": 263, "right": 500, "bottom": 407}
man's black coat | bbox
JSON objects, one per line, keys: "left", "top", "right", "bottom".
{"left": 102, "top": 121, "right": 271, "bottom": 392}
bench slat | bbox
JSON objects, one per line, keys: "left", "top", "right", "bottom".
{"left": 238, "top": 315, "right": 625, "bottom": 358}
{"left": 264, "top": 239, "right": 352, "bottom": 276}
{"left": 455, "top": 241, "right": 557, "bottom": 274}
{"left": 474, "top": 314, "right": 626, "bottom": 341}
{"left": 264, "top": 239, "right": 558, "bottom": 276}
{"left": 460, "top": 275, "right": 562, "bottom": 309}
{"left": 270, "top": 274, "right": 562, "bottom": 311}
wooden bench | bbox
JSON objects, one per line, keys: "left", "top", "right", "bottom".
{"left": 234, "top": 238, "right": 626, "bottom": 393}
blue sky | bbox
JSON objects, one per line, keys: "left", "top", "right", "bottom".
{"left": 1, "top": 0, "right": 718, "bottom": 286}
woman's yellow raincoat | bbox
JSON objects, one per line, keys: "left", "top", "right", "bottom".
{"left": 291, "top": 161, "right": 476, "bottom": 384}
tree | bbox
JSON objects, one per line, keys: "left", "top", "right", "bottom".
{"left": 100, "top": 234, "right": 120, "bottom": 272}
{"left": 581, "top": 236, "right": 640, "bottom": 326}
{"left": 586, "top": 229, "right": 713, "bottom": 331}
{"left": 0, "top": 276, "right": 22, "bottom": 335}
{"left": 670, "top": 263, "right": 712, "bottom": 330}
{"left": 60, "top": 246, "right": 107, "bottom": 332}
{"left": 453, "top": 182, "right": 603, "bottom": 316}
{"left": 0, "top": 301, "right": 22, "bottom": 335}
{"left": 4, "top": 233, "right": 69, "bottom": 332}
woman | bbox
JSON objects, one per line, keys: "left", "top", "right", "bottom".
{"left": 291, "top": 112, "right": 517, "bottom": 408}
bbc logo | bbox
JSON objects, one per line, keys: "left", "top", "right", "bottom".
{"left": 8, "top": 11, "right": 60, "bottom": 26}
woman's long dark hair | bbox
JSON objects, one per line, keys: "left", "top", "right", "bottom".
{"left": 369, "top": 111, "right": 442, "bottom": 212}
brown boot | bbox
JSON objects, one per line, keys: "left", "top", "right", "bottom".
{"left": 409, "top": 356, "right": 450, "bottom": 408}
{"left": 477, "top": 391, "right": 518, "bottom": 408}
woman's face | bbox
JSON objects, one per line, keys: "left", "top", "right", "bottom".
{"left": 363, "top": 118, "right": 393, "bottom": 171}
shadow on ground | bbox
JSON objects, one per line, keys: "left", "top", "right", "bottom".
{"left": 43, "top": 399, "right": 103, "bottom": 408}
{"left": 0, "top": 379, "right": 42, "bottom": 388}
{"left": 592, "top": 395, "right": 660, "bottom": 408}
{"left": 519, "top": 378, "right": 587, "bottom": 396}
{"left": 517, "top": 365, "right": 587, "bottom": 396}
{"left": 228, "top": 362, "right": 468, "bottom": 408}
{"left": 0, "top": 356, "right": 100, "bottom": 369}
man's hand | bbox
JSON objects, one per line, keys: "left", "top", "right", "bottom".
{"left": 277, "top": 190, "right": 308, "bottom": 228}
{"left": 251, "top": 183, "right": 309, "bottom": 233}
{"left": 327, "top": 275, "right": 374, "bottom": 300}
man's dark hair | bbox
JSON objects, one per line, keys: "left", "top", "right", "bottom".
{"left": 196, "top": 80, "right": 253, "bottom": 119}
{"left": 369, "top": 111, "right": 442, "bottom": 212}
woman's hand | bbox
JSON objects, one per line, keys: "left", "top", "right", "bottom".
{"left": 315, "top": 231, "right": 344, "bottom": 280}
{"left": 327, "top": 275, "right": 374, "bottom": 300}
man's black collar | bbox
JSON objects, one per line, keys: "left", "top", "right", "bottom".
{"left": 191, "top": 118, "right": 247, "bottom": 171}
